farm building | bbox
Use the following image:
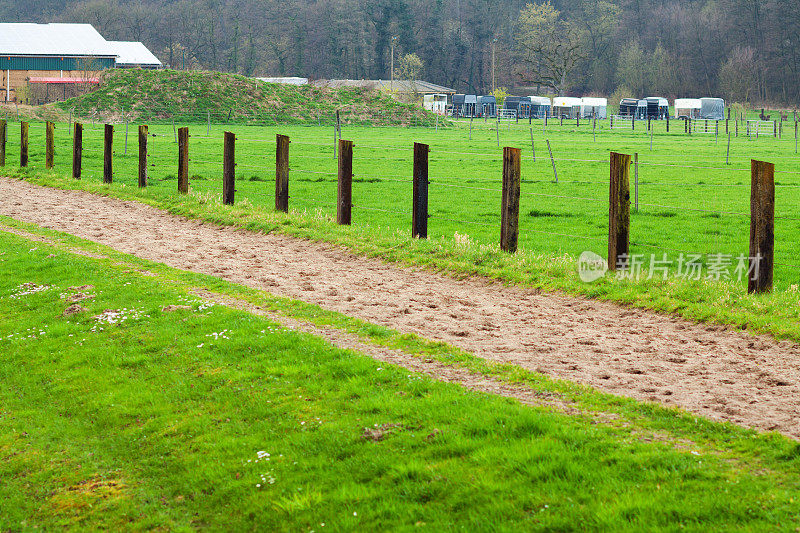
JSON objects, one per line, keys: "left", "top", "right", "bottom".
{"left": 105, "top": 41, "right": 161, "bottom": 69}
{"left": 0, "top": 23, "right": 161, "bottom": 102}
{"left": 700, "top": 97, "right": 725, "bottom": 120}
{"left": 674, "top": 98, "right": 702, "bottom": 119}
{"left": 552, "top": 97, "right": 581, "bottom": 118}
{"left": 312, "top": 79, "right": 455, "bottom": 98}
{"left": 258, "top": 77, "right": 309, "bottom": 85}
{"left": 423, "top": 93, "right": 448, "bottom": 114}
{"left": 580, "top": 97, "right": 607, "bottom": 119}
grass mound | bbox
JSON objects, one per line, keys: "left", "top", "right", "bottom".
{"left": 55, "top": 69, "right": 441, "bottom": 126}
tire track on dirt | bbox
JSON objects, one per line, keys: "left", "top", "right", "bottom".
{"left": 2, "top": 177, "right": 799, "bottom": 438}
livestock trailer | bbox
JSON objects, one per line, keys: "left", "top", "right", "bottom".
{"left": 463, "top": 94, "right": 478, "bottom": 117}
{"left": 423, "top": 93, "right": 448, "bottom": 115}
{"left": 674, "top": 98, "right": 701, "bottom": 119}
{"left": 477, "top": 95, "right": 496, "bottom": 117}
{"left": 580, "top": 97, "right": 607, "bottom": 119}
{"left": 699, "top": 97, "right": 725, "bottom": 120}
{"left": 504, "top": 95, "right": 522, "bottom": 117}
{"left": 552, "top": 96, "right": 581, "bottom": 118}
{"left": 530, "top": 96, "right": 551, "bottom": 118}
{"left": 619, "top": 98, "right": 639, "bottom": 117}
{"left": 643, "top": 97, "right": 669, "bottom": 119}
{"left": 505, "top": 96, "right": 533, "bottom": 118}
{"left": 452, "top": 94, "right": 465, "bottom": 117}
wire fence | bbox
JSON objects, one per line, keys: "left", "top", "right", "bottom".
{"left": 2, "top": 114, "right": 800, "bottom": 287}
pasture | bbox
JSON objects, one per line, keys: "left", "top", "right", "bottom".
{"left": 5, "top": 115, "right": 800, "bottom": 285}
{"left": 5, "top": 114, "right": 800, "bottom": 341}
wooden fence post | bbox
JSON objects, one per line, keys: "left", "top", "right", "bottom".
{"left": 608, "top": 152, "right": 631, "bottom": 271}
{"left": 138, "top": 125, "right": 148, "bottom": 188}
{"left": 748, "top": 160, "right": 775, "bottom": 294}
{"left": 275, "top": 134, "right": 290, "bottom": 212}
{"left": 45, "top": 121, "right": 54, "bottom": 169}
{"left": 337, "top": 139, "right": 353, "bottom": 225}
{"left": 223, "top": 131, "right": 236, "bottom": 205}
{"left": 500, "top": 147, "right": 521, "bottom": 253}
{"left": 0, "top": 119, "right": 5, "bottom": 167}
{"left": 412, "top": 142, "right": 429, "bottom": 238}
{"left": 103, "top": 124, "right": 113, "bottom": 183}
{"left": 72, "top": 123, "right": 82, "bottom": 180}
{"left": 178, "top": 127, "right": 189, "bottom": 194}
{"left": 20, "top": 121, "right": 28, "bottom": 167}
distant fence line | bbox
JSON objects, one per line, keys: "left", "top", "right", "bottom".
{"left": 2, "top": 104, "right": 800, "bottom": 145}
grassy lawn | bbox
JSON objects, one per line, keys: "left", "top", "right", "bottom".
{"left": 3, "top": 117, "right": 800, "bottom": 343}
{"left": 3, "top": 225, "right": 800, "bottom": 530}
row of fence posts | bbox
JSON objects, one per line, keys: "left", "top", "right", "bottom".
{"left": 0, "top": 119, "right": 776, "bottom": 294}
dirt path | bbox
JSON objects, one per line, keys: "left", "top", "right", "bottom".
{"left": 2, "top": 178, "right": 800, "bottom": 438}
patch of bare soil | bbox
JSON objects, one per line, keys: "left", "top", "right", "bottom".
{"left": 2, "top": 177, "right": 800, "bottom": 438}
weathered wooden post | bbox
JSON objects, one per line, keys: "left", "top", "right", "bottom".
{"left": 337, "top": 139, "right": 353, "bottom": 225}
{"left": 20, "top": 121, "right": 28, "bottom": 167}
{"left": 412, "top": 142, "right": 429, "bottom": 239}
{"left": 608, "top": 152, "right": 631, "bottom": 271}
{"left": 138, "top": 125, "right": 148, "bottom": 188}
{"left": 223, "top": 131, "right": 236, "bottom": 205}
{"left": 0, "top": 119, "right": 5, "bottom": 167}
{"left": 500, "top": 147, "right": 521, "bottom": 253}
{"left": 748, "top": 160, "right": 775, "bottom": 294}
{"left": 45, "top": 121, "right": 54, "bottom": 169}
{"left": 72, "top": 123, "right": 82, "bottom": 180}
{"left": 275, "top": 134, "right": 290, "bottom": 212}
{"left": 178, "top": 127, "right": 189, "bottom": 194}
{"left": 103, "top": 124, "right": 113, "bottom": 183}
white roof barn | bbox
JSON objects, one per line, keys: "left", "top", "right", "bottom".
{"left": 0, "top": 23, "right": 114, "bottom": 57}
{"left": 0, "top": 23, "right": 160, "bottom": 68}
{"left": 0, "top": 22, "right": 162, "bottom": 102}
{"left": 106, "top": 41, "right": 162, "bottom": 69}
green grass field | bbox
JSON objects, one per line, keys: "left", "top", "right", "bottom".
{"left": 4, "top": 115, "right": 800, "bottom": 341}
{"left": 3, "top": 221, "right": 800, "bottom": 530}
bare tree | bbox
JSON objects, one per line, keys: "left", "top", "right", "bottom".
{"left": 515, "top": 2, "right": 584, "bottom": 95}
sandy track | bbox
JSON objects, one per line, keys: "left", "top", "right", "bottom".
{"left": 2, "top": 177, "right": 799, "bottom": 438}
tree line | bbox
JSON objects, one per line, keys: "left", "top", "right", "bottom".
{"left": 3, "top": 0, "right": 798, "bottom": 105}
